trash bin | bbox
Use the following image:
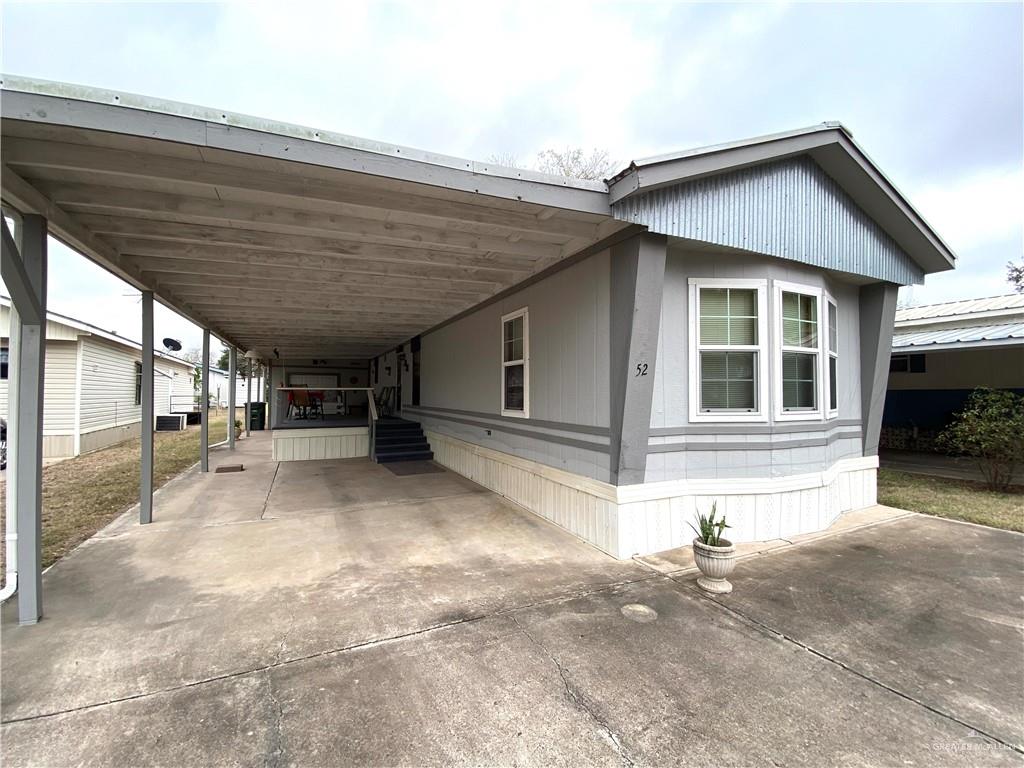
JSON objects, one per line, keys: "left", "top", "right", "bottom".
{"left": 248, "top": 402, "right": 266, "bottom": 431}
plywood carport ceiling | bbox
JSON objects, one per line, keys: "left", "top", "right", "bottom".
{"left": 0, "top": 79, "right": 627, "bottom": 358}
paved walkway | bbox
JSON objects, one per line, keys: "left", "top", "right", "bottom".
{"left": 2, "top": 434, "right": 1022, "bottom": 766}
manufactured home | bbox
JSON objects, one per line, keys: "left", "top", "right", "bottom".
{"left": 1, "top": 77, "right": 957, "bottom": 622}
{"left": 884, "top": 294, "right": 1024, "bottom": 442}
{"left": 0, "top": 297, "right": 195, "bottom": 458}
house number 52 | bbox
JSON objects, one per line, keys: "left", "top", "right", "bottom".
{"left": 635, "top": 362, "right": 649, "bottom": 377}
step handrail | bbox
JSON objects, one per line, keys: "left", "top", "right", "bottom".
{"left": 367, "top": 389, "right": 379, "bottom": 462}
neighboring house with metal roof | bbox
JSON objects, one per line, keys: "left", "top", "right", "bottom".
{"left": 1, "top": 75, "right": 961, "bottom": 626}
{"left": 0, "top": 296, "right": 196, "bottom": 458}
{"left": 884, "top": 294, "right": 1024, "bottom": 436}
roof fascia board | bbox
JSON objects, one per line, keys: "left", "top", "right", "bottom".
{"left": 811, "top": 136, "right": 955, "bottom": 273}
{"left": 608, "top": 130, "right": 838, "bottom": 204}
{"left": 0, "top": 77, "right": 610, "bottom": 215}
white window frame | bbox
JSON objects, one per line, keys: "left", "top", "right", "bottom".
{"left": 773, "top": 280, "right": 825, "bottom": 422}
{"left": 825, "top": 293, "right": 838, "bottom": 419}
{"left": 500, "top": 307, "right": 529, "bottom": 418}
{"left": 688, "top": 278, "right": 769, "bottom": 423}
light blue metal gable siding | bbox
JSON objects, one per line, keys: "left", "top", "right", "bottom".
{"left": 613, "top": 156, "right": 924, "bottom": 285}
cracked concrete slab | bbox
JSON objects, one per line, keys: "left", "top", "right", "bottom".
{"left": 2, "top": 433, "right": 1021, "bottom": 766}
{"left": 1, "top": 434, "right": 649, "bottom": 722}
{"left": 700, "top": 514, "right": 1024, "bottom": 750}
{"left": 504, "top": 576, "right": 1020, "bottom": 766}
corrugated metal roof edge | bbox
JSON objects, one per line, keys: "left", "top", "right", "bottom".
{"left": 895, "top": 293, "right": 1024, "bottom": 321}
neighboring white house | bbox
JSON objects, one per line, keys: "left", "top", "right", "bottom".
{"left": 884, "top": 294, "right": 1024, "bottom": 439}
{"left": 205, "top": 366, "right": 265, "bottom": 408}
{"left": 0, "top": 297, "right": 196, "bottom": 459}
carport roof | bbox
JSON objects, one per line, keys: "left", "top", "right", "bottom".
{"left": 0, "top": 75, "right": 625, "bottom": 358}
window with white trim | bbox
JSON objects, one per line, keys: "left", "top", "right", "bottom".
{"left": 827, "top": 299, "right": 838, "bottom": 416}
{"left": 501, "top": 308, "right": 528, "bottom": 417}
{"left": 776, "top": 283, "right": 822, "bottom": 418}
{"left": 689, "top": 279, "right": 768, "bottom": 421}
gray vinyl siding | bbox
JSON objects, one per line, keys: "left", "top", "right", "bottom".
{"left": 411, "top": 249, "right": 612, "bottom": 481}
{"left": 646, "top": 247, "right": 865, "bottom": 482}
{"left": 613, "top": 155, "right": 924, "bottom": 285}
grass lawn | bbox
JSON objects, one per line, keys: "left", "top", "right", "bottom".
{"left": 0, "top": 412, "right": 230, "bottom": 571}
{"left": 878, "top": 468, "right": 1024, "bottom": 533}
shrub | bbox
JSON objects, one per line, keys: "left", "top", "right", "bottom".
{"left": 937, "top": 389, "right": 1024, "bottom": 491}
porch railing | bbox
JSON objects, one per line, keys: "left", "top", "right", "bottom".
{"left": 367, "top": 391, "right": 379, "bottom": 463}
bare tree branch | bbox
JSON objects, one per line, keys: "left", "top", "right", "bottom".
{"left": 536, "top": 147, "right": 617, "bottom": 181}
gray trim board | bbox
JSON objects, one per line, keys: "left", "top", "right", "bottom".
{"left": 647, "top": 430, "right": 863, "bottom": 453}
{"left": 649, "top": 419, "right": 862, "bottom": 437}
{"left": 860, "top": 283, "right": 899, "bottom": 456}
{"left": 609, "top": 232, "right": 667, "bottom": 484}
{"left": 410, "top": 411, "right": 610, "bottom": 455}
{"left": 403, "top": 405, "right": 610, "bottom": 436}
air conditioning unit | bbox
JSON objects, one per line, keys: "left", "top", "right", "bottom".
{"left": 155, "top": 414, "right": 187, "bottom": 432}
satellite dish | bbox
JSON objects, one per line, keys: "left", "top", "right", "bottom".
{"left": 162, "top": 338, "right": 183, "bottom": 352}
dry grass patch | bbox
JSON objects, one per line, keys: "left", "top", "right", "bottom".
{"left": 0, "top": 413, "right": 229, "bottom": 570}
{"left": 878, "top": 469, "right": 1024, "bottom": 533}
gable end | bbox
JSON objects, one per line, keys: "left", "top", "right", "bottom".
{"left": 611, "top": 155, "right": 924, "bottom": 285}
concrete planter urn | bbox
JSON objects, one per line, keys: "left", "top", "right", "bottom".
{"left": 692, "top": 538, "right": 737, "bottom": 594}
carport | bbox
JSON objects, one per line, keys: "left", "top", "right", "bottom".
{"left": 0, "top": 75, "right": 632, "bottom": 624}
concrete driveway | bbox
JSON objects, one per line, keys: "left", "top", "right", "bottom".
{"left": 2, "top": 433, "right": 1021, "bottom": 766}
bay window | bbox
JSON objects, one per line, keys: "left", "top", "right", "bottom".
{"left": 501, "top": 308, "right": 528, "bottom": 417}
{"left": 775, "top": 281, "right": 824, "bottom": 420}
{"left": 688, "top": 279, "right": 768, "bottom": 422}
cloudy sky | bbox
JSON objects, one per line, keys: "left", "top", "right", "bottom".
{"left": 1, "top": 0, "right": 1022, "bottom": 354}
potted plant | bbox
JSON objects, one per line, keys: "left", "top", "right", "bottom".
{"left": 689, "top": 503, "right": 737, "bottom": 594}
{"left": 234, "top": 419, "right": 243, "bottom": 440}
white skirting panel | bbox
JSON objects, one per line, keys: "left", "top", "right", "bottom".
{"left": 426, "top": 430, "right": 878, "bottom": 560}
{"left": 272, "top": 427, "right": 369, "bottom": 462}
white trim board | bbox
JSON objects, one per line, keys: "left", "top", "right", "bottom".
{"left": 426, "top": 430, "right": 878, "bottom": 559}
{"left": 272, "top": 426, "right": 369, "bottom": 462}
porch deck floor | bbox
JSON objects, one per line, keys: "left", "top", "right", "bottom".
{"left": 1, "top": 433, "right": 1021, "bottom": 766}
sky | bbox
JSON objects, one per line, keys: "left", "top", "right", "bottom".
{"left": 1, "top": 0, "right": 1022, "bottom": 353}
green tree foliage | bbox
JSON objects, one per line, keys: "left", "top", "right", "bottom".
{"left": 938, "top": 389, "right": 1024, "bottom": 490}
{"left": 216, "top": 347, "right": 254, "bottom": 376}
